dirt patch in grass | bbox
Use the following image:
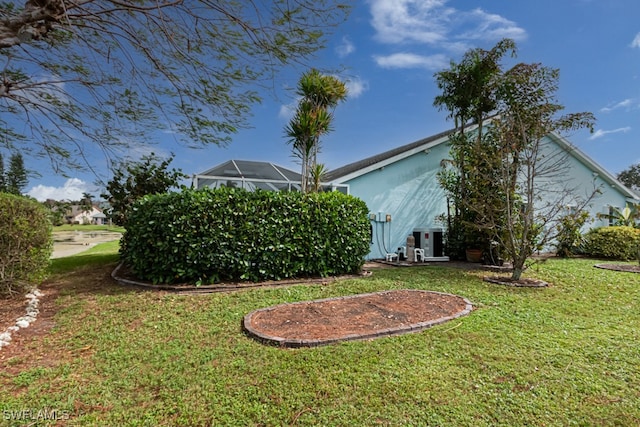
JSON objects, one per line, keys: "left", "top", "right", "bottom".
{"left": 0, "top": 295, "right": 31, "bottom": 334}
{"left": 0, "top": 263, "right": 132, "bottom": 378}
{"left": 243, "top": 289, "right": 473, "bottom": 347}
{"left": 594, "top": 264, "right": 640, "bottom": 274}
{"left": 0, "top": 282, "right": 62, "bottom": 375}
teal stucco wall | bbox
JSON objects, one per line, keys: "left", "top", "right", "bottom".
{"left": 346, "top": 142, "right": 451, "bottom": 259}
{"left": 343, "top": 134, "right": 635, "bottom": 260}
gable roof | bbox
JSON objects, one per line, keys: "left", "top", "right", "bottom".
{"left": 325, "top": 125, "right": 639, "bottom": 201}
{"left": 66, "top": 205, "right": 102, "bottom": 218}
{"left": 324, "top": 127, "right": 457, "bottom": 182}
{"left": 549, "top": 132, "right": 638, "bottom": 200}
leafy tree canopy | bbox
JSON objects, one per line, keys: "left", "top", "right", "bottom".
{"left": 101, "top": 153, "right": 187, "bottom": 226}
{"left": 0, "top": 1, "right": 350, "bottom": 174}
{"left": 617, "top": 163, "right": 640, "bottom": 192}
{"left": 434, "top": 38, "right": 516, "bottom": 131}
{"left": 434, "top": 38, "right": 596, "bottom": 280}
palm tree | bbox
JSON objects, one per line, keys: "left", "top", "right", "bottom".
{"left": 81, "top": 192, "right": 93, "bottom": 224}
{"left": 310, "top": 163, "right": 328, "bottom": 193}
{"left": 285, "top": 69, "right": 347, "bottom": 193}
{"left": 597, "top": 203, "right": 640, "bottom": 227}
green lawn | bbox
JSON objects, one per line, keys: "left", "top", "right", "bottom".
{"left": 53, "top": 224, "right": 125, "bottom": 233}
{"left": 1, "top": 244, "right": 639, "bottom": 426}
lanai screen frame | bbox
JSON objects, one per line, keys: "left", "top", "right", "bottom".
{"left": 192, "top": 160, "right": 349, "bottom": 194}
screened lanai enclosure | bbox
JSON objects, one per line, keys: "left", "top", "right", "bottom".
{"left": 193, "top": 160, "right": 349, "bottom": 193}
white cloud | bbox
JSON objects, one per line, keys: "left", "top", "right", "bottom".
{"left": 367, "top": 0, "right": 526, "bottom": 70}
{"left": 631, "top": 32, "right": 640, "bottom": 48}
{"left": 368, "top": 0, "right": 526, "bottom": 46}
{"left": 27, "top": 178, "right": 92, "bottom": 202}
{"left": 588, "top": 127, "right": 631, "bottom": 140}
{"left": 600, "top": 99, "right": 635, "bottom": 113}
{"left": 369, "top": 0, "right": 452, "bottom": 45}
{"left": 457, "top": 8, "right": 527, "bottom": 42}
{"left": 345, "top": 76, "right": 368, "bottom": 98}
{"left": 336, "top": 36, "right": 355, "bottom": 57}
{"left": 278, "top": 99, "right": 298, "bottom": 120}
{"left": 374, "top": 52, "right": 449, "bottom": 70}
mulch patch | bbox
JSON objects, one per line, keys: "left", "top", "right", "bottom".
{"left": 0, "top": 282, "right": 62, "bottom": 374}
{"left": 594, "top": 264, "right": 640, "bottom": 273}
{"left": 0, "top": 294, "right": 32, "bottom": 335}
{"left": 243, "top": 289, "right": 473, "bottom": 348}
{"left": 0, "top": 264, "right": 134, "bottom": 375}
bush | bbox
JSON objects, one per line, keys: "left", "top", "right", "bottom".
{"left": 583, "top": 226, "right": 640, "bottom": 261}
{"left": 121, "top": 187, "right": 371, "bottom": 284}
{"left": 554, "top": 210, "right": 591, "bottom": 258}
{"left": 0, "top": 193, "right": 53, "bottom": 296}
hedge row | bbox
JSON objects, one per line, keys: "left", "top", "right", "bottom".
{"left": 583, "top": 226, "right": 640, "bottom": 261}
{"left": 121, "top": 188, "right": 371, "bottom": 284}
{"left": 0, "top": 193, "right": 52, "bottom": 295}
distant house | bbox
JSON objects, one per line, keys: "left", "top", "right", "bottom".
{"left": 66, "top": 205, "right": 106, "bottom": 225}
{"left": 196, "top": 127, "right": 639, "bottom": 260}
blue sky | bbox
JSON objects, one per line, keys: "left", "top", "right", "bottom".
{"left": 27, "top": 0, "right": 640, "bottom": 201}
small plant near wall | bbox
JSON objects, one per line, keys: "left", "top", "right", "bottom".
{"left": 594, "top": 204, "right": 640, "bottom": 265}
{"left": 596, "top": 203, "right": 640, "bottom": 228}
{"left": 555, "top": 210, "right": 591, "bottom": 258}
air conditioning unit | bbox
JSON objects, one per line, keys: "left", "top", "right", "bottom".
{"left": 412, "top": 228, "right": 444, "bottom": 258}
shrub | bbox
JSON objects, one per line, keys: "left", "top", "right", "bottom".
{"left": 0, "top": 193, "right": 53, "bottom": 296}
{"left": 554, "top": 210, "right": 591, "bottom": 258}
{"left": 121, "top": 187, "right": 371, "bottom": 284}
{"left": 583, "top": 226, "right": 640, "bottom": 261}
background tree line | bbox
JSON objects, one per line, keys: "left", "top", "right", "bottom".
{"left": 0, "top": 152, "right": 28, "bottom": 195}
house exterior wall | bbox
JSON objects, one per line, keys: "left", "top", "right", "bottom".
{"left": 537, "top": 136, "right": 631, "bottom": 229}
{"left": 344, "top": 135, "right": 634, "bottom": 260}
{"left": 345, "top": 142, "right": 451, "bottom": 260}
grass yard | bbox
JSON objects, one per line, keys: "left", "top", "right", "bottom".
{"left": 1, "top": 243, "right": 639, "bottom": 426}
{"left": 53, "top": 224, "right": 125, "bottom": 233}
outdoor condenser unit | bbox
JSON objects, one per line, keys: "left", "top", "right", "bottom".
{"left": 412, "top": 228, "right": 444, "bottom": 258}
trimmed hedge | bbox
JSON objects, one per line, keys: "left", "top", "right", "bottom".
{"left": 0, "top": 193, "right": 53, "bottom": 296}
{"left": 583, "top": 226, "right": 640, "bottom": 261}
{"left": 121, "top": 188, "right": 371, "bottom": 284}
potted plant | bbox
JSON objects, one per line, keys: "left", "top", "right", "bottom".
{"left": 465, "top": 247, "right": 482, "bottom": 263}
